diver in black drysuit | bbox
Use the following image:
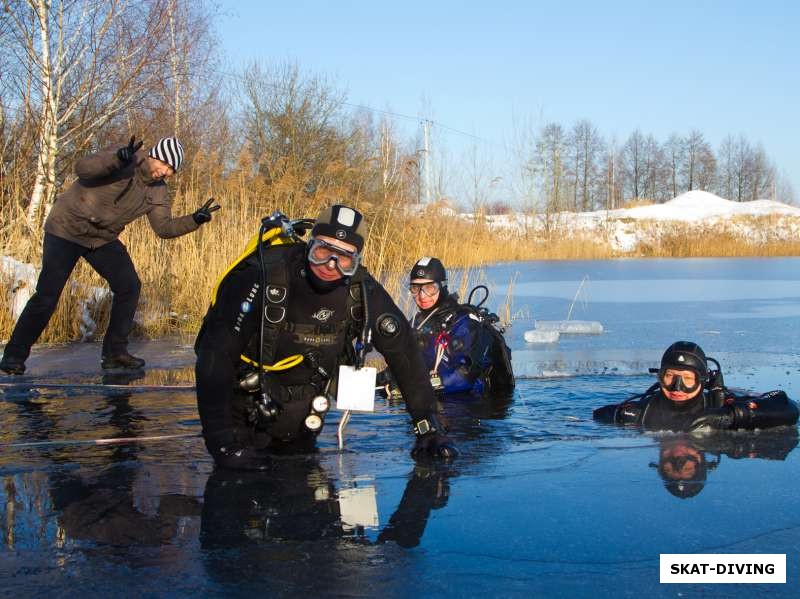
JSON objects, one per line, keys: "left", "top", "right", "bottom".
{"left": 195, "top": 205, "right": 457, "bottom": 470}
{"left": 593, "top": 341, "right": 799, "bottom": 432}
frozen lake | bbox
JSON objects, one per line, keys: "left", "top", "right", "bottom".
{"left": 2, "top": 257, "right": 799, "bottom": 596}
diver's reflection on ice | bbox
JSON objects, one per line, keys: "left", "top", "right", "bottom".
{"left": 200, "top": 455, "right": 453, "bottom": 551}
{"left": 651, "top": 429, "right": 798, "bottom": 499}
{"left": 48, "top": 464, "right": 202, "bottom": 547}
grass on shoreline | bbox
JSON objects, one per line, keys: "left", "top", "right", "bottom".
{"left": 2, "top": 193, "right": 800, "bottom": 344}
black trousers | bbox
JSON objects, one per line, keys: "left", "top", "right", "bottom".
{"left": 4, "top": 233, "right": 141, "bottom": 360}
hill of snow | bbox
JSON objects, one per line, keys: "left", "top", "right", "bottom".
{"left": 476, "top": 191, "right": 800, "bottom": 252}
{"left": 615, "top": 191, "right": 800, "bottom": 221}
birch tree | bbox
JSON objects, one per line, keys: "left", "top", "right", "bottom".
{"left": 2, "top": 0, "right": 174, "bottom": 226}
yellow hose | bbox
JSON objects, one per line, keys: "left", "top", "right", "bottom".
{"left": 239, "top": 353, "right": 304, "bottom": 371}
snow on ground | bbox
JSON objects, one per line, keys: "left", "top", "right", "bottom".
{"left": 1, "top": 255, "right": 109, "bottom": 340}
{"left": 1, "top": 255, "right": 38, "bottom": 321}
{"left": 475, "top": 191, "right": 800, "bottom": 252}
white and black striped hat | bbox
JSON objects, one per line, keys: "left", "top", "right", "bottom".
{"left": 148, "top": 137, "right": 184, "bottom": 171}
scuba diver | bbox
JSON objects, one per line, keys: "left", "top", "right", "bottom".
{"left": 652, "top": 430, "right": 798, "bottom": 499}
{"left": 379, "top": 257, "right": 514, "bottom": 398}
{"left": 593, "top": 341, "right": 799, "bottom": 432}
{"left": 195, "top": 205, "right": 458, "bottom": 470}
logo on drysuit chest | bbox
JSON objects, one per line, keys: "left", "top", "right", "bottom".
{"left": 234, "top": 284, "right": 259, "bottom": 333}
{"left": 312, "top": 308, "right": 335, "bottom": 322}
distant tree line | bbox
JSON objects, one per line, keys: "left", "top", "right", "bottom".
{"left": 518, "top": 120, "right": 795, "bottom": 214}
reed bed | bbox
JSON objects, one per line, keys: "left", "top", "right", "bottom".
{"left": 2, "top": 183, "right": 799, "bottom": 344}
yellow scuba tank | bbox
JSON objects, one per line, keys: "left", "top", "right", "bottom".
{"left": 210, "top": 224, "right": 296, "bottom": 307}
{"left": 209, "top": 213, "right": 313, "bottom": 372}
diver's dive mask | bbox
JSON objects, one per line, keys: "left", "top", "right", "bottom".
{"left": 659, "top": 368, "right": 701, "bottom": 394}
{"left": 307, "top": 237, "right": 361, "bottom": 276}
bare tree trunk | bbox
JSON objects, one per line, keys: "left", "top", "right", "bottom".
{"left": 26, "top": 0, "right": 58, "bottom": 225}
{"left": 168, "top": 0, "right": 182, "bottom": 136}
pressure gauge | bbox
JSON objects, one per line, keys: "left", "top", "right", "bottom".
{"left": 311, "top": 395, "right": 330, "bottom": 413}
{"left": 304, "top": 414, "right": 323, "bottom": 431}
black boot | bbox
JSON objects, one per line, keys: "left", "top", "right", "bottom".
{"left": 101, "top": 353, "right": 146, "bottom": 370}
{"left": 0, "top": 354, "right": 26, "bottom": 375}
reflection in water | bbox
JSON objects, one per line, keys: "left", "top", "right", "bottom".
{"left": 651, "top": 429, "right": 799, "bottom": 499}
{"left": 1, "top": 306, "right": 799, "bottom": 597}
{"left": 200, "top": 456, "right": 454, "bottom": 587}
{"left": 0, "top": 372, "right": 202, "bottom": 554}
{"left": 49, "top": 464, "right": 201, "bottom": 547}
{"left": 201, "top": 457, "right": 452, "bottom": 547}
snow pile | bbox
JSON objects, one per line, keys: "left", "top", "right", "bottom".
{"left": 615, "top": 191, "right": 800, "bottom": 221}
{"left": 2, "top": 254, "right": 109, "bottom": 340}
{"left": 478, "top": 191, "right": 800, "bottom": 253}
{"left": 78, "top": 286, "right": 111, "bottom": 341}
{"left": 1, "top": 255, "right": 38, "bottom": 321}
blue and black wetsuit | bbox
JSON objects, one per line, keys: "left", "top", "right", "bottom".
{"left": 411, "top": 293, "right": 514, "bottom": 397}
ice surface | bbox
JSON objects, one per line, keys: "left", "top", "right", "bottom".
{"left": 523, "top": 329, "right": 560, "bottom": 344}
{"left": 534, "top": 319, "right": 604, "bottom": 334}
{"left": 3, "top": 258, "right": 800, "bottom": 598}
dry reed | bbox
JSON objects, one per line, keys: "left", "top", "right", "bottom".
{"left": 3, "top": 184, "right": 799, "bottom": 344}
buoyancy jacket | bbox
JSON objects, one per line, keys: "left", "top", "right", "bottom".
{"left": 411, "top": 293, "right": 514, "bottom": 396}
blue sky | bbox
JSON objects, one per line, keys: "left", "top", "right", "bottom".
{"left": 217, "top": 0, "right": 799, "bottom": 202}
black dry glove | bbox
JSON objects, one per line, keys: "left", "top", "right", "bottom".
{"left": 690, "top": 406, "right": 735, "bottom": 433}
{"left": 193, "top": 197, "right": 221, "bottom": 225}
{"left": 206, "top": 429, "right": 271, "bottom": 471}
{"left": 214, "top": 446, "right": 273, "bottom": 471}
{"left": 411, "top": 415, "right": 459, "bottom": 460}
{"left": 117, "top": 135, "right": 143, "bottom": 165}
{"left": 376, "top": 368, "right": 394, "bottom": 387}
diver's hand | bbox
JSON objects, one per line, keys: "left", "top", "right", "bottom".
{"left": 376, "top": 368, "right": 393, "bottom": 387}
{"left": 117, "top": 135, "right": 143, "bottom": 165}
{"left": 193, "top": 197, "right": 221, "bottom": 224}
{"left": 690, "top": 407, "right": 735, "bottom": 433}
{"left": 412, "top": 431, "right": 458, "bottom": 460}
{"left": 213, "top": 445, "right": 272, "bottom": 471}
{"left": 206, "top": 430, "right": 271, "bottom": 470}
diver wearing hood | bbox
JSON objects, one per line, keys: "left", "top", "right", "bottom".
{"left": 195, "top": 205, "right": 457, "bottom": 470}
{"left": 380, "top": 257, "right": 514, "bottom": 397}
{"left": 593, "top": 341, "right": 799, "bottom": 432}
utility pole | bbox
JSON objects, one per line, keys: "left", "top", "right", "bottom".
{"left": 421, "top": 119, "right": 433, "bottom": 204}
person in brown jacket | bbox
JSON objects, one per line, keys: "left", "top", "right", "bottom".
{"left": 0, "top": 136, "right": 220, "bottom": 374}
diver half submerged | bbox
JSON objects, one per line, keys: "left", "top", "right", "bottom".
{"left": 194, "top": 205, "right": 457, "bottom": 470}
{"left": 379, "top": 257, "right": 514, "bottom": 398}
{"left": 593, "top": 341, "right": 799, "bottom": 432}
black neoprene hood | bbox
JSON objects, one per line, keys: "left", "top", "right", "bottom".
{"left": 660, "top": 341, "right": 708, "bottom": 380}
{"left": 410, "top": 257, "right": 447, "bottom": 282}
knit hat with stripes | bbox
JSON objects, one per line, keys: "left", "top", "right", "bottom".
{"left": 148, "top": 137, "right": 184, "bottom": 171}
